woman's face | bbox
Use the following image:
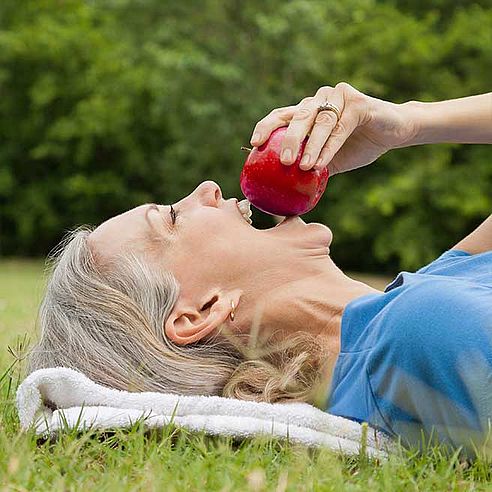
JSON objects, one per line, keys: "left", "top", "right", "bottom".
{"left": 89, "top": 181, "right": 333, "bottom": 342}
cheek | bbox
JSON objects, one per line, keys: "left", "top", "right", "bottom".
{"left": 177, "top": 215, "right": 244, "bottom": 266}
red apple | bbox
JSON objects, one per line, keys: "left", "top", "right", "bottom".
{"left": 240, "top": 127, "right": 329, "bottom": 216}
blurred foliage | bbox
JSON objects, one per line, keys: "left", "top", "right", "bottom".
{"left": 0, "top": 0, "right": 491, "bottom": 271}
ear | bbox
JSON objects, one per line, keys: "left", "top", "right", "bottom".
{"left": 164, "top": 290, "right": 238, "bottom": 345}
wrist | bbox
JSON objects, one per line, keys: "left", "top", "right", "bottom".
{"left": 398, "top": 94, "right": 492, "bottom": 146}
{"left": 397, "top": 100, "right": 424, "bottom": 147}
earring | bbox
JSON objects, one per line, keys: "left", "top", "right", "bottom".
{"left": 230, "top": 300, "right": 235, "bottom": 321}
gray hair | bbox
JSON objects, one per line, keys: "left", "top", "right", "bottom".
{"left": 29, "top": 227, "right": 329, "bottom": 402}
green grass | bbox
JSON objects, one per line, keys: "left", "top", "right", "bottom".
{"left": 1, "top": 260, "right": 492, "bottom": 491}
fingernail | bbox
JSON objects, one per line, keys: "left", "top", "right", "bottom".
{"left": 300, "top": 154, "right": 311, "bottom": 169}
{"left": 281, "top": 148, "right": 292, "bottom": 163}
{"left": 251, "top": 132, "right": 261, "bottom": 144}
{"left": 316, "top": 157, "right": 324, "bottom": 168}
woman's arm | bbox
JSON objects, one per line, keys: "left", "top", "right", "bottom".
{"left": 403, "top": 93, "right": 492, "bottom": 147}
{"left": 452, "top": 214, "right": 492, "bottom": 255}
{"left": 404, "top": 95, "right": 492, "bottom": 254}
{"left": 250, "top": 85, "right": 492, "bottom": 175}
{"left": 251, "top": 85, "right": 492, "bottom": 253}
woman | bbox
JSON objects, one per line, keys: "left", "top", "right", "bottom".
{"left": 30, "top": 84, "right": 491, "bottom": 455}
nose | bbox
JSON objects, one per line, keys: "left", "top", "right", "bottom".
{"left": 187, "top": 180, "right": 223, "bottom": 207}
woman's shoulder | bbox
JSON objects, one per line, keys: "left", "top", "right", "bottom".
{"left": 388, "top": 275, "right": 490, "bottom": 324}
{"left": 341, "top": 252, "right": 492, "bottom": 354}
{"left": 415, "top": 248, "right": 492, "bottom": 286}
{"left": 374, "top": 276, "right": 491, "bottom": 366}
{"left": 358, "top": 268, "right": 490, "bottom": 349}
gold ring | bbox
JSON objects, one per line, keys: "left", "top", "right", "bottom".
{"left": 317, "top": 101, "right": 342, "bottom": 123}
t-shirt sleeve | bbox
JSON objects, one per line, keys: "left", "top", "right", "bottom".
{"left": 416, "top": 249, "right": 471, "bottom": 274}
{"left": 415, "top": 249, "right": 492, "bottom": 287}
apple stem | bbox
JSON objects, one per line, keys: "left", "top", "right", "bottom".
{"left": 240, "top": 146, "right": 252, "bottom": 153}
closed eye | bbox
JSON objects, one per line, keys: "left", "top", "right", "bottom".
{"left": 169, "top": 205, "right": 177, "bottom": 225}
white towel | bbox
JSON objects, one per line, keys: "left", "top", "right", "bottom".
{"left": 16, "top": 367, "right": 392, "bottom": 457}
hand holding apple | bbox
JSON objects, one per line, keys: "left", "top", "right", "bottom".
{"left": 240, "top": 127, "right": 329, "bottom": 216}
{"left": 250, "top": 82, "right": 415, "bottom": 176}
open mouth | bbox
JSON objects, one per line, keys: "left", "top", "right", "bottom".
{"left": 236, "top": 197, "right": 331, "bottom": 253}
{"left": 237, "top": 199, "right": 253, "bottom": 225}
{"left": 237, "top": 199, "right": 301, "bottom": 229}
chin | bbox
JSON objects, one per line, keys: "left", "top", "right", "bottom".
{"left": 265, "top": 216, "right": 333, "bottom": 252}
{"left": 305, "top": 223, "right": 333, "bottom": 254}
{"left": 309, "top": 222, "right": 333, "bottom": 249}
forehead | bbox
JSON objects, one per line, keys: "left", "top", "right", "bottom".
{"left": 88, "top": 204, "right": 168, "bottom": 261}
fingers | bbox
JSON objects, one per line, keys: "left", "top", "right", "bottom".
{"left": 299, "top": 89, "right": 344, "bottom": 170}
{"left": 280, "top": 97, "right": 321, "bottom": 165}
{"left": 250, "top": 82, "right": 363, "bottom": 171}
{"left": 250, "top": 106, "right": 297, "bottom": 147}
{"left": 298, "top": 112, "right": 337, "bottom": 169}
{"left": 314, "top": 111, "right": 358, "bottom": 172}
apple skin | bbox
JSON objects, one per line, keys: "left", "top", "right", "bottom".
{"left": 240, "top": 127, "right": 329, "bottom": 216}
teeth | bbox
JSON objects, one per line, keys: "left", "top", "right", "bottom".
{"left": 238, "top": 199, "right": 253, "bottom": 224}
{"left": 238, "top": 199, "right": 252, "bottom": 216}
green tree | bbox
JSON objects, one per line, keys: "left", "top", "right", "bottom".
{"left": 0, "top": 0, "right": 491, "bottom": 270}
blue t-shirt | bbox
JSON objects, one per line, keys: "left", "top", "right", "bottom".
{"left": 327, "top": 249, "right": 492, "bottom": 453}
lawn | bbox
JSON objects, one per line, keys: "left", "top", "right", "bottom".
{"left": 1, "top": 260, "right": 491, "bottom": 491}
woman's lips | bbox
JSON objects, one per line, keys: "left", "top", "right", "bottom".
{"left": 275, "top": 216, "right": 305, "bottom": 228}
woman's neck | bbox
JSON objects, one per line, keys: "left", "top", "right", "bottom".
{"left": 241, "top": 258, "right": 381, "bottom": 352}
